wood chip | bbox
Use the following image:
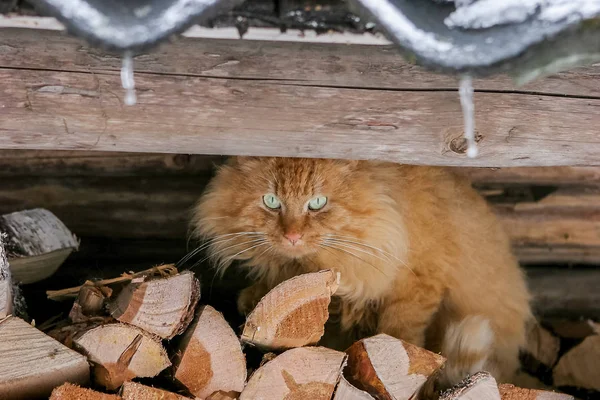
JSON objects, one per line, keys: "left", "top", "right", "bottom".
{"left": 173, "top": 305, "right": 246, "bottom": 399}
{"left": 50, "top": 383, "right": 122, "bottom": 400}
{"left": 439, "top": 371, "right": 500, "bottom": 400}
{"left": 0, "top": 316, "right": 90, "bottom": 399}
{"left": 110, "top": 271, "right": 200, "bottom": 339}
{"left": 333, "top": 375, "right": 375, "bottom": 400}
{"left": 120, "top": 381, "right": 191, "bottom": 400}
{"left": 240, "top": 346, "right": 346, "bottom": 400}
{"left": 73, "top": 323, "right": 170, "bottom": 390}
{"left": 0, "top": 208, "right": 78, "bottom": 284}
{"left": 345, "top": 333, "right": 445, "bottom": 400}
{"left": 499, "top": 384, "right": 574, "bottom": 400}
{"left": 241, "top": 269, "right": 339, "bottom": 350}
{"left": 553, "top": 333, "right": 600, "bottom": 391}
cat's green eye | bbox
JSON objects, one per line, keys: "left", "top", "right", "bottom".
{"left": 263, "top": 194, "right": 281, "bottom": 210}
{"left": 308, "top": 196, "right": 327, "bottom": 211}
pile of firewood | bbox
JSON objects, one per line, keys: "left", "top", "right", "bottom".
{"left": 0, "top": 208, "right": 597, "bottom": 399}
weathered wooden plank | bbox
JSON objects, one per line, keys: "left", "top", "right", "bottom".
{"left": 1, "top": 28, "right": 600, "bottom": 96}
{"left": 2, "top": 68, "right": 600, "bottom": 166}
{"left": 458, "top": 167, "right": 600, "bottom": 185}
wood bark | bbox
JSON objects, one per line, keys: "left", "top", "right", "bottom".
{"left": 109, "top": 271, "right": 200, "bottom": 339}
{"left": 70, "top": 285, "right": 111, "bottom": 323}
{"left": 173, "top": 305, "right": 246, "bottom": 399}
{"left": 240, "top": 346, "right": 346, "bottom": 400}
{"left": 50, "top": 383, "right": 122, "bottom": 400}
{"left": 0, "top": 316, "right": 90, "bottom": 400}
{"left": 0, "top": 234, "right": 12, "bottom": 318}
{"left": 241, "top": 269, "right": 339, "bottom": 350}
{"left": 72, "top": 323, "right": 171, "bottom": 390}
{"left": 438, "top": 372, "right": 500, "bottom": 400}
{"left": 552, "top": 333, "right": 600, "bottom": 391}
{"left": 345, "top": 333, "right": 445, "bottom": 400}
{"left": 120, "top": 381, "right": 191, "bottom": 400}
{"left": 498, "top": 384, "right": 574, "bottom": 400}
{"left": 0, "top": 208, "right": 79, "bottom": 284}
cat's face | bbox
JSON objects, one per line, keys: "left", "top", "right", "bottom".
{"left": 193, "top": 157, "right": 381, "bottom": 270}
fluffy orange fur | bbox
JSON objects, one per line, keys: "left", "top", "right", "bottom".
{"left": 192, "top": 157, "right": 532, "bottom": 391}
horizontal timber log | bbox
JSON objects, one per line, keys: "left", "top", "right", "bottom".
{"left": 1, "top": 29, "right": 600, "bottom": 166}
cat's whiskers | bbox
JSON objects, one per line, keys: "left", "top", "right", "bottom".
{"left": 318, "top": 243, "right": 391, "bottom": 277}
{"left": 323, "top": 238, "right": 393, "bottom": 266}
{"left": 216, "top": 241, "right": 270, "bottom": 273}
{"left": 179, "top": 232, "right": 265, "bottom": 269}
{"left": 190, "top": 238, "right": 267, "bottom": 271}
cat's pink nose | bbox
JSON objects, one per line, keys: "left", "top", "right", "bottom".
{"left": 284, "top": 232, "right": 303, "bottom": 245}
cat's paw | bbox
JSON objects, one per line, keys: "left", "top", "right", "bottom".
{"left": 237, "top": 284, "right": 266, "bottom": 315}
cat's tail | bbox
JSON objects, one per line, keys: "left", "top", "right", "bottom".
{"left": 416, "top": 315, "right": 495, "bottom": 399}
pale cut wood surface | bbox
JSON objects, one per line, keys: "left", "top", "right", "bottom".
{"left": 0, "top": 316, "right": 90, "bottom": 400}
{"left": 242, "top": 269, "right": 339, "bottom": 350}
{"left": 50, "top": 383, "right": 122, "bottom": 400}
{"left": 345, "top": 333, "right": 445, "bottom": 400}
{"left": 333, "top": 376, "right": 375, "bottom": 400}
{"left": 552, "top": 334, "right": 600, "bottom": 391}
{"left": 0, "top": 208, "right": 78, "bottom": 283}
{"left": 1, "top": 67, "right": 600, "bottom": 167}
{"left": 109, "top": 271, "right": 200, "bottom": 339}
{"left": 498, "top": 384, "right": 574, "bottom": 400}
{"left": 240, "top": 346, "right": 346, "bottom": 400}
{"left": 173, "top": 305, "right": 246, "bottom": 399}
{"left": 73, "top": 323, "right": 171, "bottom": 390}
{"left": 0, "top": 234, "right": 12, "bottom": 318}
{"left": 120, "top": 381, "right": 191, "bottom": 400}
{"left": 439, "top": 372, "right": 500, "bottom": 400}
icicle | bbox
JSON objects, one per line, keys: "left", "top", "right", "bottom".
{"left": 459, "top": 75, "right": 478, "bottom": 158}
{"left": 120, "top": 51, "right": 137, "bottom": 106}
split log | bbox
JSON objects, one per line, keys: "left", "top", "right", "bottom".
{"left": 333, "top": 376, "right": 375, "bottom": 400}
{"left": 70, "top": 285, "right": 111, "bottom": 323}
{"left": 241, "top": 269, "right": 339, "bottom": 350}
{"left": 72, "top": 323, "right": 171, "bottom": 390}
{"left": 206, "top": 391, "right": 240, "bottom": 400}
{"left": 523, "top": 322, "right": 560, "bottom": 370}
{"left": 345, "top": 333, "right": 445, "bottom": 400}
{"left": 109, "top": 271, "right": 200, "bottom": 339}
{"left": 498, "top": 384, "right": 574, "bottom": 400}
{"left": 173, "top": 305, "right": 246, "bottom": 399}
{"left": 0, "top": 234, "right": 12, "bottom": 318}
{"left": 240, "top": 346, "right": 346, "bottom": 400}
{"left": 438, "top": 372, "right": 500, "bottom": 400}
{"left": 120, "top": 381, "right": 191, "bottom": 400}
{"left": 0, "top": 316, "right": 90, "bottom": 400}
{"left": 50, "top": 383, "right": 122, "bottom": 400}
{"left": 0, "top": 208, "right": 78, "bottom": 284}
{"left": 544, "top": 319, "right": 597, "bottom": 339}
{"left": 552, "top": 330, "right": 600, "bottom": 391}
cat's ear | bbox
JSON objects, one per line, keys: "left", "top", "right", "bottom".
{"left": 228, "top": 156, "right": 262, "bottom": 172}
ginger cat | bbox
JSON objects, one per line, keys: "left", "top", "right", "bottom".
{"left": 192, "top": 157, "right": 532, "bottom": 395}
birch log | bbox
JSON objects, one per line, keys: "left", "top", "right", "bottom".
{"left": 438, "top": 372, "right": 501, "bottom": 400}
{"left": 0, "top": 209, "right": 78, "bottom": 284}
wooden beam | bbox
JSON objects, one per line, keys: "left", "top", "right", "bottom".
{"left": 1, "top": 29, "right": 600, "bottom": 166}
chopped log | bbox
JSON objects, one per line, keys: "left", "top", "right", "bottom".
{"left": 120, "top": 381, "right": 191, "bottom": 400}
{"left": 544, "top": 319, "right": 597, "bottom": 339}
{"left": 109, "top": 271, "right": 200, "bottom": 339}
{"left": 0, "top": 208, "right": 78, "bottom": 284}
{"left": 50, "top": 383, "right": 122, "bottom": 400}
{"left": 240, "top": 346, "right": 346, "bottom": 400}
{"left": 345, "top": 333, "right": 445, "bottom": 400}
{"left": 552, "top": 333, "right": 600, "bottom": 391}
{"left": 523, "top": 322, "right": 560, "bottom": 369}
{"left": 206, "top": 391, "right": 240, "bottom": 400}
{"left": 438, "top": 372, "right": 500, "bottom": 400}
{"left": 0, "top": 234, "right": 12, "bottom": 318}
{"left": 173, "top": 305, "right": 246, "bottom": 399}
{"left": 498, "top": 384, "right": 574, "bottom": 400}
{"left": 70, "top": 286, "right": 111, "bottom": 323}
{"left": 0, "top": 316, "right": 90, "bottom": 400}
{"left": 333, "top": 376, "right": 375, "bottom": 400}
{"left": 241, "top": 269, "right": 339, "bottom": 350}
{"left": 72, "top": 323, "right": 171, "bottom": 390}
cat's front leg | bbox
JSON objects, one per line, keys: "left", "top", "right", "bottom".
{"left": 237, "top": 280, "right": 271, "bottom": 315}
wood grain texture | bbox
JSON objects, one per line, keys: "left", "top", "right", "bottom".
{"left": 173, "top": 305, "right": 246, "bottom": 399}
{"left": 552, "top": 334, "right": 600, "bottom": 391}
{"left": 0, "top": 316, "right": 90, "bottom": 400}
{"left": 50, "top": 383, "right": 122, "bottom": 400}
{"left": 334, "top": 375, "right": 375, "bottom": 400}
{"left": 1, "top": 27, "right": 600, "bottom": 166}
{"left": 120, "top": 381, "right": 191, "bottom": 400}
{"left": 0, "top": 234, "right": 12, "bottom": 318}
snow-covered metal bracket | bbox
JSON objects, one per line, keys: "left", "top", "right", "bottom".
{"left": 347, "top": 0, "right": 600, "bottom": 81}
{"left": 28, "top": 0, "right": 245, "bottom": 52}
